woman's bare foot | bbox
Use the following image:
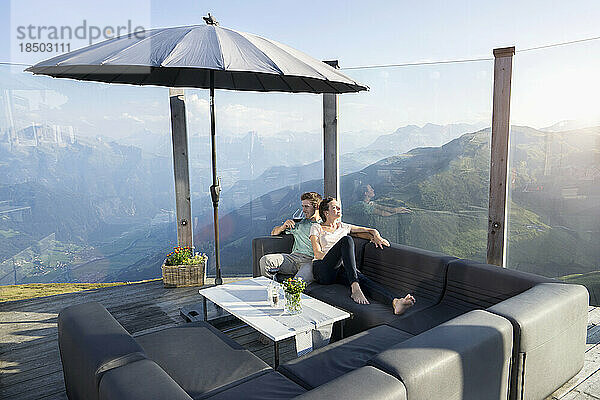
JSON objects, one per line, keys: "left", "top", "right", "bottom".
{"left": 350, "top": 282, "right": 370, "bottom": 304}
{"left": 392, "top": 294, "right": 416, "bottom": 315}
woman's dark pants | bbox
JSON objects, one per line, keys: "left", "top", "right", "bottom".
{"left": 312, "top": 235, "right": 396, "bottom": 304}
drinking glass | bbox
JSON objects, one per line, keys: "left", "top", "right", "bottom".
{"left": 292, "top": 208, "right": 303, "bottom": 223}
{"left": 266, "top": 266, "right": 281, "bottom": 307}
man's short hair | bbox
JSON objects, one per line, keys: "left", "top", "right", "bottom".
{"left": 301, "top": 192, "right": 322, "bottom": 209}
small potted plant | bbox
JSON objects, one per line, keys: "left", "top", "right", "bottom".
{"left": 161, "top": 246, "right": 208, "bottom": 288}
{"left": 282, "top": 277, "right": 307, "bottom": 315}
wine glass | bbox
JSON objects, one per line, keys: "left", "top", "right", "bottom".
{"left": 266, "top": 266, "right": 281, "bottom": 307}
{"left": 292, "top": 208, "right": 303, "bottom": 223}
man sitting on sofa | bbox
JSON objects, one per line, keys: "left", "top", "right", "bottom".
{"left": 259, "top": 191, "right": 322, "bottom": 282}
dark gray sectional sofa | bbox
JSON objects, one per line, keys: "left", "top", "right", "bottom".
{"left": 252, "top": 234, "right": 589, "bottom": 399}
{"left": 57, "top": 236, "right": 588, "bottom": 400}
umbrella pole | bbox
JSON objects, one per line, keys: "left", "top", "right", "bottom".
{"left": 209, "top": 70, "right": 223, "bottom": 285}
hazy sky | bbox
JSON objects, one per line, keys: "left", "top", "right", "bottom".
{"left": 1, "top": 0, "right": 599, "bottom": 138}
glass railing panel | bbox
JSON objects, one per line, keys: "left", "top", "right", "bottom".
{"left": 339, "top": 61, "right": 493, "bottom": 261}
{"left": 0, "top": 64, "right": 177, "bottom": 284}
{"left": 507, "top": 42, "right": 600, "bottom": 303}
{"left": 184, "top": 89, "right": 322, "bottom": 277}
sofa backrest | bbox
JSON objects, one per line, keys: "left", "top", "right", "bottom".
{"left": 58, "top": 302, "right": 146, "bottom": 400}
{"left": 252, "top": 234, "right": 294, "bottom": 277}
{"left": 252, "top": 234, "right": 369, "bottom": 278}
{"left": 351, "top": 235, "right": 370, "bottom": 268}
{"left": 442, "top": 259, "right": 555, "bottom": 310}
{"left": 361, "top": 243, "right": 456, "bottom": 304}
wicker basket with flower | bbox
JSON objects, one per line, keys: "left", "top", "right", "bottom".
{"left": 161, "top": 246, "right": 208, "bottom": 288}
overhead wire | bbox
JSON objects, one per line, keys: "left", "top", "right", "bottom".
{"left": 0, "top": 35, "right": 598, "bottom": 71}
{"left": 339, "top": 35, "right": 600, "bottom": 71}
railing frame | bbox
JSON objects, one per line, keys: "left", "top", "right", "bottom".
{"left": 169, "top": 88, "right": 193, "bottom": 248}
{"left": 487, "top": 47, "right": 515, "bottom": 266}
{"left": 323, "top": 60, "right": 340, "bottom": 199}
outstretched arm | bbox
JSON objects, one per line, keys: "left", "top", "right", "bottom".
{"left": 349, "top": 225, "right": 390, "bottom": 248}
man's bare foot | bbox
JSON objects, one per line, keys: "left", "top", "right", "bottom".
{"left": 393, "top": 294, "right": 416, "bottom": 315}
{"left": 350, "top": 282, "right": 370, "bottom": 304}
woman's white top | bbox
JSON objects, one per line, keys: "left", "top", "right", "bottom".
{"left": 309, "top": 221, "right": 354, "bottom": 257}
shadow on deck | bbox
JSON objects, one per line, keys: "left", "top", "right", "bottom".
{"left": 0, "top": 279, "right": 599, "bottom": 399}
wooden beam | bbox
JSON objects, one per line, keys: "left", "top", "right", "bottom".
{"left": 323, "top": 60, "right": 339, "bottom": 199}
{"left": 169, "top": 88, "right": 193, "bottom": 248}
{"left": 487, "top": 47, "right": 515, "bottom": 266}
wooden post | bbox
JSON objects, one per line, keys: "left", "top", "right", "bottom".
{"left": 323, "top": 60, "right": 339, "bottom": 199}
{"left": 169, "top": 88, "right": 193, "bottom": 248}
{"left": 487, "top": 47, "right": 515, "bottom": 266}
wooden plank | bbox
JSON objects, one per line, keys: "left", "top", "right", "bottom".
{"left": 588, "top": 326, "right": 600, "bottom": 351}
{"left": 556, "top": 367, "right": 600, "bottom": 399}
{"left": 487, "top": 46, "right": 515, "bottom": 266}
{"left": 549, "top": 352, "right": 600, "bottom": 398}
{"left": 0, "top": 369, "right": 65, "bottom": 399}
{"left": 38, "top": 392, "right": 67, "bottom": 400}
{"left": 323, "top": 60, "right": 339, "bottom": 199}
{"left": 169, "top": 88, "right": 193, "bottom": 247}
{"left": 588, "top": 308, "right": 600, "bottom": 326}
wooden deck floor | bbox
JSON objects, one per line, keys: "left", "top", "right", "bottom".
{"left": 0, "top": 279, "right": 599, "bottom": 400}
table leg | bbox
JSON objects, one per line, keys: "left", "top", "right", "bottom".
{"left": 340, "top": 319, "right": 345, "bottom": 339}
{"left": 202, "top": 296, "right": 208, "bottom": 321}
{"left": 274, "top": 341, "right": 280, "bottom": 368}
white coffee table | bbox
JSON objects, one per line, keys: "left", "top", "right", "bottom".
{"left": 199, "top": 277, "right": 350, "bottom": 367}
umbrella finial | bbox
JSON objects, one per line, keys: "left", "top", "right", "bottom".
{"left": 203, "top": 13, "right": 219, "bottom": 26}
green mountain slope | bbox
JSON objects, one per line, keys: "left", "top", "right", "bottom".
{"left": 192, "top": 126, "right": 599, "bottom": 291}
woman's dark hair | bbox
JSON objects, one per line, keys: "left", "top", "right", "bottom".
{"left": 318, "top": 197, "right": 336, "bottom": 222}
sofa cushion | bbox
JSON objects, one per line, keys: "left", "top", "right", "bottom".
{"left": 387, "top": 302, "right": 468, "bottom": 335}
{"left": 306, "top": 282, "right": 438, "bottom": 336}
{"left": 135, "top": 322, "right": 271, "bottom": 399}
{"left": 203, "top": 371, "right": 306, "bottom": 400}
{"left": 294, "top": 366, "right": 407, "bottom": 400}
{"left": 279, "top": 324, "right": 413, "bottom": 389}
{"left": 99, "top": 359, "right": 193, "bottom": 400}
{"left": 370, "top": 310, "right": 513, "bottom": 400}
{"left": 361, "top": 242, "right": 455, "bottom": 306}
{"left": 58, "top": 302, "right": 146, "bottom": 400}
{"left": 443, "top": 259, "right": 555, "bottom": 309}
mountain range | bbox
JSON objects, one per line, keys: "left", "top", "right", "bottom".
{"left": 1, "top": 122, "right": 598, "bottom": 300}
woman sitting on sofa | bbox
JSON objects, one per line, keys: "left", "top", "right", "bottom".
{"left": 310, "top": 197, "right": 416, "bottom": 314}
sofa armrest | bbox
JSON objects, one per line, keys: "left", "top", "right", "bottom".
{"left": 58, "top": 302, "right": 146, "bottom": 400}
{"left": 293, "top": 366, "right": 406, "bottom": 400}
{"left": 369, "top": 310, "right": 513, "bottom": 400}
{"left": 99, "top": 359, "right": 193, "bottom": 400}
{"left": 487, "top": 283, "right": 589, "bottom": 400}
{"left": 252, "top": 234, "right": 294, "bottom": 277}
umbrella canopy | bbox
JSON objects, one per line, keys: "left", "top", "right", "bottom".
{"left": 26, "top": 24, "right": 367, "bottom": 93}
{"left": 26, "top": 19, "right": 367, "bottom": 285}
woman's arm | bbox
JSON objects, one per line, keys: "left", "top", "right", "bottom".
{"left": 349, "top": 225, "right": 390, "bottom": 248}
{"left": 310, "top": 235, "right": 326, "bottom": 260}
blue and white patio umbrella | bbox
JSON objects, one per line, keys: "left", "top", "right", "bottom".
{"left": 26, "top": 16, "right": 368, "bottom": 284}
